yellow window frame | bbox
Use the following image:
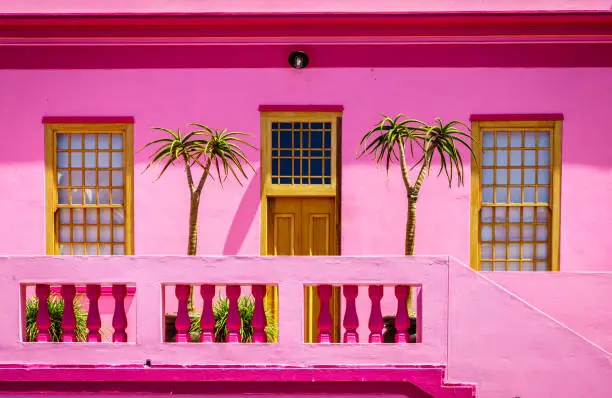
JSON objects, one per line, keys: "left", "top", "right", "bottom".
{"left": 44, "top": 123, "right": 134, "bottom": 255}
{"left": 470, "top": 120, "right": 562, "bottom": 271}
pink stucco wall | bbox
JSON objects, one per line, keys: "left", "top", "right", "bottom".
{"left": 1, "top": 68, "right": 612, "bottom": 271}
{"left": 0, "top": 0, "right": 610, "bottom": 13}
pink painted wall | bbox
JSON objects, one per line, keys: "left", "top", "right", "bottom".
{"left": 488, "top": 271, "right": 612, "bottom": 352}
{"left": 0, "top": 0, "right": 610, "bottom": 13}
{"left": 1, "top": 68, "right": 612, "bottom": 271}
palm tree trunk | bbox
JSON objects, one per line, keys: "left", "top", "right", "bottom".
{"left": 405, "top": 194, "right": 417, "bottom": 256}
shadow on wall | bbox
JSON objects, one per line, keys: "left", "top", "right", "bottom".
{"left": 223, "top": 167, "right": 261, "bottom": 255}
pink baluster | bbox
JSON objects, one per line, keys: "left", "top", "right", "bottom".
{"left": 175, "top": 284, "right": 191, "bottom": 343}
{"left": 394, "top": 285, "right": 410, "bottom": 344}
{"left": 61, "top": 285, "right": 77, "bottom": 342}
{"left": 86, "top": 285, "right": 102, "bottom": 342}
{"left": 252, "top": 285, "right": 268, "bottom": 343}
{"left": 112, "top": 284, "right": 128, "bottom": 343}
{"left": 317, "top": 285, "right": 333, "bottom": 343}
{"left": 35, "top": 284, "right": 51, "bottom": 342}
{"left": 368, "top": 285, "right": 384, "bottom": 344}
{"left": 200, "top": 284, "right": 216, "bottom": 343}
{"left": 342, "top": 285, "right": 359, "bottom": 343}
{"left": 226, "top": 285, "right": 241, "bottom": 343}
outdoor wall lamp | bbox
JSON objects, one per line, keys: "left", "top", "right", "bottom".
{"left": 288, "top": 51, "right": 309, "bottom": 69}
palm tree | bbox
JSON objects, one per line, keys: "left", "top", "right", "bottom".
{"left": 358, "top": 115, "right": 474, "bottom": 255}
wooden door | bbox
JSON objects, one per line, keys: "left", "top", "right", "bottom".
{"left": 268, "top": 197, "right": 340, "bottom": 342}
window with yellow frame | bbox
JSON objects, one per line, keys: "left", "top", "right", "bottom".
{"left": 44, "top": 122, "right": 134, "bottom": 255}
{"left": 470, "top": 119, "right": 561, "bottom": 271}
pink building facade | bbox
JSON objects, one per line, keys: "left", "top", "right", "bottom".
{"left": 0, "top": 1, "right": 611, "bottom": 397}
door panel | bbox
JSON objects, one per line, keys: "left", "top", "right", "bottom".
{"left": 268, "top": 197, "right": 340, "bottom": 342}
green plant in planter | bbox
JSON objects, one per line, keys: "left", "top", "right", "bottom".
{"left": 190, "top": 296, "right": 278, "bottom": 343}
{"left": 25, "top": 294, "right": 88, "bottom": 342}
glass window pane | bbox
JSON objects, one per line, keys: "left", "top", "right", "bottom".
{"left": 71, "top": 152, "right": 82, "bottom": 168}
{"left": 58, "top": 189, "right": 69, "bottom": 204}
{"left": 496, "top": 132, "right": 508, "bottom": 147}
{"left": 72, "top": 189, "right": 83, "bottom": 204}
{"left": 509, "top": 207, "right": 521, "bottom": 222}
{"left": 522, "top": 225, "right": 534, "bottom": 241}
{"left": 111, "top": 134, "right": 123, "bottom": 149}
{"left": 536, "top": 243, "right": 548, "bottom": 259}
{"left": 481, "top": 243, "right": 493, "bottom": 259}
{"left": 508, "top": 244, "right": 520, "bottom": 259}
{"left": 509, "top": 225, "right": 521, "bottom": 241}
{"left": 522, "top": 244, "right": 534, "bottom": 259}
{"left": 112, "top": 189, "right": 123, "bottom": 205}
{"left": 112, "top": 152, "right": 123, "bottom": 168}
{"left": 57, "top": 134, "right": 69, "bottom": 149}
{"left": 85, "top": 170, "right": 96, "bottom": 186}
{"left": 483, "top": 150, "right": 494, "bottom": 166}
{"left": 99, "top": 171, "right": 110, "bottom": 186}
{"left": 100, "top": 226, "right": 111, "bottom": 242}
{"left": 113, "top": 226, "right": 125, "bottom": 242}
{"left": 481, "top": 225, "right": 492, "bottom": 241}
{"left": 113, "top": 209, "right": 125, "bottom": 224}
{"left": 496, "top": 150, "right": 508, "bottom": 166}
{"left": 483, "top": 132, "right": 494, "bottom": 148}
{"left": 59, "top": 226, "right": 70, "bottom": 242}
{"left": 537, "top": 169, "right": 550, "bottom": 184}
{"left": 99, "top": 189, "right": 110, "bottom": 204}
{"left": 538, "top": 132, "right": 550, "bottom": 147}
{"left": 86, "top": 226, "right": 98, "bottom": 243}
{"left": 510, "top": 132, "right": 522, "bottom": 147}
{"left": 524, "top": 168, "right": 536, "bottom": 184}
{"left": 537, "top": 188, "right": 549, "bottom": 203}
{"left": 495, "top": 187, "right": 507, "bottom": 203}
{"left": 57, "top": 153, "right": 69, "bottom": 168}
{"left": 509, "top": 150, "right": 521, "bottom": 166}
{"left": 538, "top": 150, "right": 550, "bottom": 166}
{"left": 84, "top": 134, "right": 96, "bottom": 149}
{"left": 84, "top": 188, "right": 96, "bottom": 204}
{"left": 73, "top": 226, "right": 84, "bottom": 243}
{"left": 509, "top": 169, "right": 521, "bottom": 185}
{"left": 524, "top": 187, "right": 535, "bottom": 203}
{"left": 510, "top": 187, "right": 521, "bottom": 203}
{"left": 59, "top": 208, "right": 70, "bottom": 224}
{"left": 496, "top": 169, "right": 507, "bottom": 185}
{"left": 98, "top": 134, "right": 109, "bottom": 149}
{"left": 72, "top": 208, "right": 84, "bottom": 224}
{"left": 494, "top": 243, "right": 506, "bottom": 259}
{"left": 100, "top": 244, "right": 111, "bottom": 255}
{"left": 71, "top": 170, "right": 83, "bottom": 186}
{"left": 84, "top": 152, "right": 96, "bottom": 168}
{"left": 112, "top": 171, "right": 123, "bottom": 187}
{"left": 495, "top": 207, "right": 506, "bottom": 222}
{"left": 481, "top": 207, "right": 493, "bottom": 222}
{"left": 536, "top": 225, "right": 548, "bottom": 241}
{"left": 482, "top": 188, "right": 493, "bottom": 203}
{"left": 494, "top": 226, "right": 506, "bottom": 241}
{"left": 100, "top": 209, "right": 111, "bottom": 224}
{"left": 524, "top": 150, "right": 536, "bottom": 166}
{"left": 536, "top": 207, "right": 549, "bottom": 222}
{"left": 525, "top": 132, "right": 536, "bottom": 147}
{"left": 99, "top": 152, "right": 110, "bottom": 168}
{"left": 86, "top": 208, "right": 98, "bottom": 224}
{"left": 481, "top": 262, "right": 493, "bottom": 271}
{"left": 71, "top": 134, "right": 82, "bottom": 150}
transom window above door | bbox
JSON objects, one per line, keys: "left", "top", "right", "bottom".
{"left": 471, "top": 118, "right": 561, "bottom": 272}
{"left": 45, "top": 121, "right": 134, "bottom": 255}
